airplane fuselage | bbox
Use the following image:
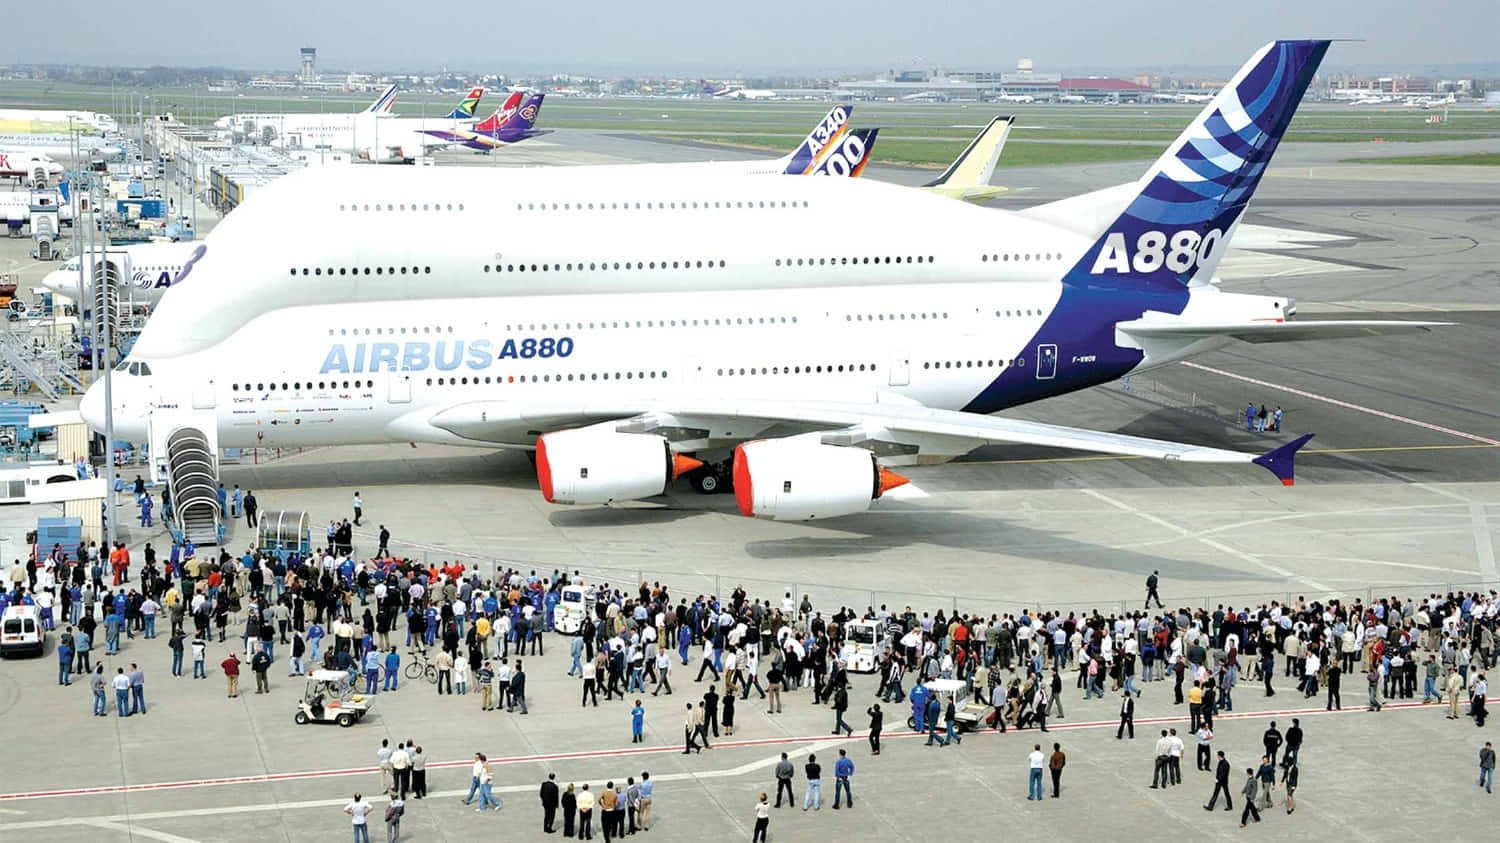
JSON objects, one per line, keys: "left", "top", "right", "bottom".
{"left": 90, "top": 166, "right": 1277, "bottom": 449}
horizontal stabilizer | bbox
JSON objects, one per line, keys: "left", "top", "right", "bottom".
{"left": 1119, "top": 319, "right": 1452, "bottom": 344}
{"left": 1251, "top": 433, "right": 1314, "bottom": 486}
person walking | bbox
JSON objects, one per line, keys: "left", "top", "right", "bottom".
{"left": 1326, "top": 661, "right": 1342, "bottom": 710}
{"left": 832, "top": 684, "right": 853, "bottom": 736}
{"left": 1117, "top": 690, "right": 1135, "bottom": 739}
{"left": 802, "top": 753, "right": 822, "bottom": 811}
{"left": 1027, "top": 744, "right": 1045, "bottom": 801}
{"left": 774, "top": 752, "right": 794, "bottom": 808}
{"left": 832, "top": 749, "right": 854, "bottom": 809}
{"left": 1262, "top": 722, "right": 1283, "bottom": 768}
{"left": 683, "top": 703, "right": 701, "bottom": 754}
{"left": 1145, "top": 571, "right": 1163, "bottom": 609}
{"left": 752, "top": 793, "right": 770, "bottom": 843}
{"left": 1048, "top": 742, "right": 1066, "bottom": 798}
{"left": 1283, "top": 763, "right": 1298, "bottom": 814}
{"left": 1368, "top": 666, "right": 1384, "bottom": 711}
{"left": 1283, "top": 719, "right": 1303, "bottom": 769}
{"left": 1239, "top": 769, "right": 1262, "bottom": 827}
{"left": 476, "top": 756, "right": 500, "bottom": 812}
{"left": 252, "top": 647, "right": 271, "bottom": 693}
{"left": 1204, "top": 751, "right": 1232, "bottom": 811}
{"left": 1481, "top": 742, "right": 1495, "bottom": 794}
{"left": 344, "top": 793, "right": 373, "bottom": 843}
{"left": 867, "top": 703, "right": 883, "bottom": 755}
{"left": 353, "top": 491, "right": 364, "bottom": 526}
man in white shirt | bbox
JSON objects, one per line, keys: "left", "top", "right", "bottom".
{"left": 1026, "top": 744, "right": 1045, "bottom": 800}
{"left": 390, "top": 743, "right": 411, "bottom": 799}
{"left": 1151, "top": 730, "right": 1174, "bottom": 788}
{"left": 1167, "top": 728, "right": 1185, "bottom": 785}
{"left": 344, "top": 793, "right": 373, "bottom": 843}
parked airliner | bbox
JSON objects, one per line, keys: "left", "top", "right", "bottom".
{"left": 83, "top": 41, "right": 1447, "bottom": 521}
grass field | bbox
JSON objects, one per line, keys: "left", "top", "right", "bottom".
{"left": 1341, "top": 151, "right": 1500, "bottom": 165}
{"left": 687, "top": 134, "right": 1158, "bottom": 168}
{"left": 2, "top": 78, "right": 1495, "bottom": 169}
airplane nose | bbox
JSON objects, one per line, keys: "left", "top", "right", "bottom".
{"left": 80, "top": 379, "right": 106, "bottom": 433}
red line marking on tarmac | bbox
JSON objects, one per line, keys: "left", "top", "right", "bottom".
{"left": 1181, "top": 361, "right": 1500, "bottom": 446}
{"left": 1, "top": 694, "right": 1488, "bottom": 803}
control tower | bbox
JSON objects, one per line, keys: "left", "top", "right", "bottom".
{"left": 300, "top": 48, "right": 317, "bottom": 83}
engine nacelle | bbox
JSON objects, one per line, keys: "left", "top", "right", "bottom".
{"left": 733, "top": 441, "right": 908, "bottom": 521}
{"left": 536, "top": 430, "right": 701, "bottom": 505}
{"left": 356, "top": 146, "right": 410, "bottom": 164}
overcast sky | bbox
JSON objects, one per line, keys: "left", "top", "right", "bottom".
{"left": 21, "top": 0, "right": 1495, "bottom": 75}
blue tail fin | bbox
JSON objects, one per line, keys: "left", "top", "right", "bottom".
{"left": 809, "top": 128, "right": 877, "bottom": 177}
{"left": 362, "top": 83, "right": 398, "bottom": 114}
{"left": 778, "top": 105, "right": 853, "bottom": 174}
{"left": 1067, "top": 40, "right": 1330, "bottom": 296}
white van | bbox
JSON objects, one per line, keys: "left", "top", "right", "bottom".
{"left": 0, "top": 604, "right": 46, "bottom": 657}
{"left": 839, "top": 618, "right": 886, "bottom": 674}
{"left": 552, "top": 584, "right": 596, "bottom": 636}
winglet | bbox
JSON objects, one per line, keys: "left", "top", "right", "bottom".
{"left": 1251, "top": 432, "right": 1314, "bottom": 486}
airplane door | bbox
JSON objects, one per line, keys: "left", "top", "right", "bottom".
{"left": 888, "top": 352, "right": 910, "bottom": 387}
{"left": 1035, "top": 344, "right": 1058, "bottom": 380}
{"left": 286, "top": 132, "right": 303, "bottom": 150}
{"left": 191, "top": 379, "right": 216, "bottom": 409}
{"left": 388, "top": 373, "right": 412, "bottom": 404}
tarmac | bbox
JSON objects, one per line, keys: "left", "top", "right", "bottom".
{"left": 0, "top": 126, "right": 1497, "bottom": 839}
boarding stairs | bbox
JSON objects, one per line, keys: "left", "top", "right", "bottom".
{"left": 149, "top": 412, "right": 224, "bottom": 546}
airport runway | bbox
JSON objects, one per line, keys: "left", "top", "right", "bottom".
{"left": 0, "top": 126, "right": 1496, "bottom": 840}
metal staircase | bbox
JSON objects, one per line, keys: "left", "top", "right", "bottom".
{"left": 162, "top": 426, "right": 224, "bottom": 545}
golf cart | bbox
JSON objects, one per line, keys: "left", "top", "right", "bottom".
{"left": 906, "top": 678, "right": 993, "bottom": 733}
{"left": 553, "top": 583, "right": 596, "bottom": 635}
{"left": 294, "top": 669, "right": 373, "bottom": 727}
{"left": 838, "top": 618, "right": 887, "bottom": 674}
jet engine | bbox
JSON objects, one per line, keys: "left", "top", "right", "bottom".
{"left": 356, "top": 146, "right": 412, "bottom": 164}
{"left": 536, "top": 429, "right": 702, "bottom": 505}
{"left": 732, "top": 440, "right": 908, "bottom": 521}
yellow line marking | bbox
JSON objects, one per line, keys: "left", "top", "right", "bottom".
{"left": 953, "top": 443, "right": 1499, "bottom": 466}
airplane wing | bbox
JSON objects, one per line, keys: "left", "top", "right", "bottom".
{"left": 430, "top": 396, "right": 1313, "bottom": 484}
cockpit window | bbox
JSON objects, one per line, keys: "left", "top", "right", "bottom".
{"left": 115, "top": 360, "right": 130, "bottom": 373}
{"left": 138, "top": 362, "right": 151, "bottom": 376}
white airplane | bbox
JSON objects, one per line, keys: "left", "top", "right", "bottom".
{"left": 42, "top": 240, "right": 204, "bottom": 305}
{"left": 216, "top": 84, "right": 406, "bottom": 139}
{"left": 996, "top": 92, "right": 1035, "bottom": 104}
{"left": 83, "top": 41, "right": 1449, "bottom": 522}
{"left": 1152, "top": 92, "right": 1214, "bottom": 104}
{"left": 0, "top": 133, "right": 123, "bottom": 161}
{"left": 262, "top": 88, "right": 498, "bottom": 161}
{"left": 0, "top": 149, "right": 64, "bottom": 183}
{"left": 704, "top": 82, "right": 777, "bottom": 100}
{"left": 0, "top": 108, "right": 117, "bottom": 134}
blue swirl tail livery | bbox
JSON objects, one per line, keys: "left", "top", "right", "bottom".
{"left": 1067, "top": 39, "right": 1330, "bottom": 297}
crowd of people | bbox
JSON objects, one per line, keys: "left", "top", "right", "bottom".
{"left": 5, "top": 527, "right": 1498, "bottom": 836}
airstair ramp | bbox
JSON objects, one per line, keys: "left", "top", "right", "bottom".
{"left": 164, "top": 426, "right": 224, "bottom": 546}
